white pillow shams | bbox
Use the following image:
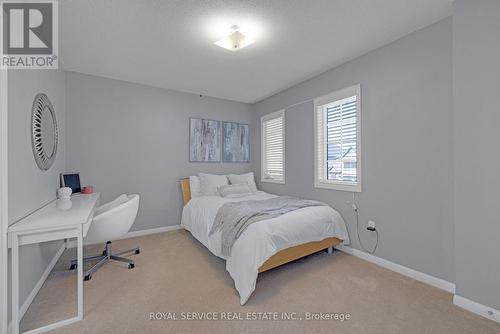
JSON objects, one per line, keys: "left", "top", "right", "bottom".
{"left": 198, "top": 173, "right": 229, "bottom": 196}
{"left": 218, "top": 184, "right": 252, "bottom": 197}
{"left": 227, "top": 172, "right": 258, "bottom": 192}
{"left": 189, "top": 176, "right": 202, "bottom": 197}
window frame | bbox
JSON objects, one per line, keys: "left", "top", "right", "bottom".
{"left": 261, "top": 109, "right": 285, "bottom": 184}
{"left": 314, "top": 84, "right": 362, "bottom": 192}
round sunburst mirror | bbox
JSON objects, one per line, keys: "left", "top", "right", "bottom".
{"left": 31, "top": 93, "right": 58, "bottom": 171}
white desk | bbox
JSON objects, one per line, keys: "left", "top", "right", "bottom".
{"left": 8, "top": 193, "right": 100, "bottom": 334}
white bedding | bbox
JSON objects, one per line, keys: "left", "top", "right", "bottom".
{"left": 180, "top": 191, "right": 349, "bottom": 304}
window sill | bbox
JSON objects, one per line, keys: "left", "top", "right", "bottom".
{"left": 261, "top": 179, "right": 285, "bottom": 185}
{"left": 314, "top": 181, "right": 361, "bottom": 192}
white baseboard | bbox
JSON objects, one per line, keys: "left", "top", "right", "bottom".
{"left": 335, "top": 245, "right": 456, "bottom": 294}
{"left": 8, "top": 242, "right": 66, "bottom": 333}
{"left": 66, "top": 225, "right": 183, "bottom": 248}
{"left": 124, "top": 225, "right": 182, "bottom": 239}
{"left": 453, "top": 295, "right": 500, "bottom": 324}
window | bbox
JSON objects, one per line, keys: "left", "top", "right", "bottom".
{"left": 314, "top": 84, "right": 361, "bottom": 192}
{"left": 261, "top": 110, "right": 285, "bottom": 183}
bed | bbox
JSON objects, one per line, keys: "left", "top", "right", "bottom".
{"left": 180, "top": 178, "right": 349, "bottom": 304}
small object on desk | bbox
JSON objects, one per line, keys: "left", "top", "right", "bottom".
{"left": 57, "top": 186, "right": 72, "bottom": 199}
{"left": 82, "top": 186, "right": 93, "bottom": 194}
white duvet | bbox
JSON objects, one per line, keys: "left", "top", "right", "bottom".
{"left": 180, "top": 191, "right": 349, "bottom": 304}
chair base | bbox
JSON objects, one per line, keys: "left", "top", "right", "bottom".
{"left": 70, "top": 241, "right": 140, "bottom": 280}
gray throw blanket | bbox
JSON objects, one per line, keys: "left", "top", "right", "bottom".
{"left": 209, "top": 196, "right": 325, "bottom": 257}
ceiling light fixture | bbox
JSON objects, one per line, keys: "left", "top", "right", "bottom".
{"left": 214, "top": 25, "right": 255, "bottom": 52}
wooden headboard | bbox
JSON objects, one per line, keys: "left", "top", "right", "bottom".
{"left": 180, "top": 178, "right": 191, "bottom": 205}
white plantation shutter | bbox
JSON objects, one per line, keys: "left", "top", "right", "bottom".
{"left": 314, "top": 85, "right": 361, "bottom": 192}
{"left": 261, "top": 110, "right": 285, "bottom": 183}
{"left": 316, "top": 104, "right": 327, "bottom": 182}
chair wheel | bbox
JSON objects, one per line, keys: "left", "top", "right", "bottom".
{"left": 70, "top": 264, "right": 77, "bottom": 270}
{"left": 84, "top": 275, "right": 92, "bottom": 281}
{"left": 128, "top": 263, "right": 135, "bottom": 269}
{"left": 135, "top": 249, "right": 140, "bottom": 255}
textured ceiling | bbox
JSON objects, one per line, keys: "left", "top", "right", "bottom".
{"left": 61, "top": 0, "right": 453, "bottom": 103}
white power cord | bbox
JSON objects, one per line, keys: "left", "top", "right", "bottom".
{"left": 352, "top": 193, "right": 379, "bottom": 254}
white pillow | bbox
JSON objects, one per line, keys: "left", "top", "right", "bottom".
{"left": 218, "top": 184, "right": 252, "bottom": 198}
{"left": 198, "top": 173, "right": 229, "bottom": 196}
{"left": 227, "top": 172, "right": 257, "bottom": 192}
{"left": 189, "top": 176, "right": 202, "bottom": 197}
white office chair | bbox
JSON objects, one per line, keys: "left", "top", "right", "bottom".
{"left": 70, "top": 194, "right": 140, "bottom": 280}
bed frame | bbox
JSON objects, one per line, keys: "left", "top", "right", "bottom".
{"left": 180, "top": 178, "right": 342, "bottom": 273}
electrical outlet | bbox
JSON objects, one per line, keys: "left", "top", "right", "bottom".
{"left": 368, "top": 220, "right": 376, "bottom": 229}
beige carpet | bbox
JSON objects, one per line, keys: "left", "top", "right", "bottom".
{"left": 20, "top": 230, "right": 500, "bottom": 334}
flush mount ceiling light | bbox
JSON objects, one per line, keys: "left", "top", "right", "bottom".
{"left": 214, "top": 25, "right": 255, "bottom": 52}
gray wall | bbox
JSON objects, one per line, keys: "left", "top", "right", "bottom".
{"left": 453, "top": 0, "right": 500, "bottom": 310}
{"left": 65, "top": 72, "right": 253, "bottom": 232}
{"left": 251, "top": 19, "right": 454, "bottom": 282}
{"left": 8, "top": 70, "right": 66, "bottom": 224}
{"left": 7, "top": 69, "right": 66, "bottom": 320}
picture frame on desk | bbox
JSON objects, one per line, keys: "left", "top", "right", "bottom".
{"left": 60, "top": 173, "right": 82, "bottom": 194}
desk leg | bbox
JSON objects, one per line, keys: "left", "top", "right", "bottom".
{"left": 11, "top": 233, "right": 19, "bottom": 334}
{"left": 77, "top": 226, "right": 83, "bottom": 320}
